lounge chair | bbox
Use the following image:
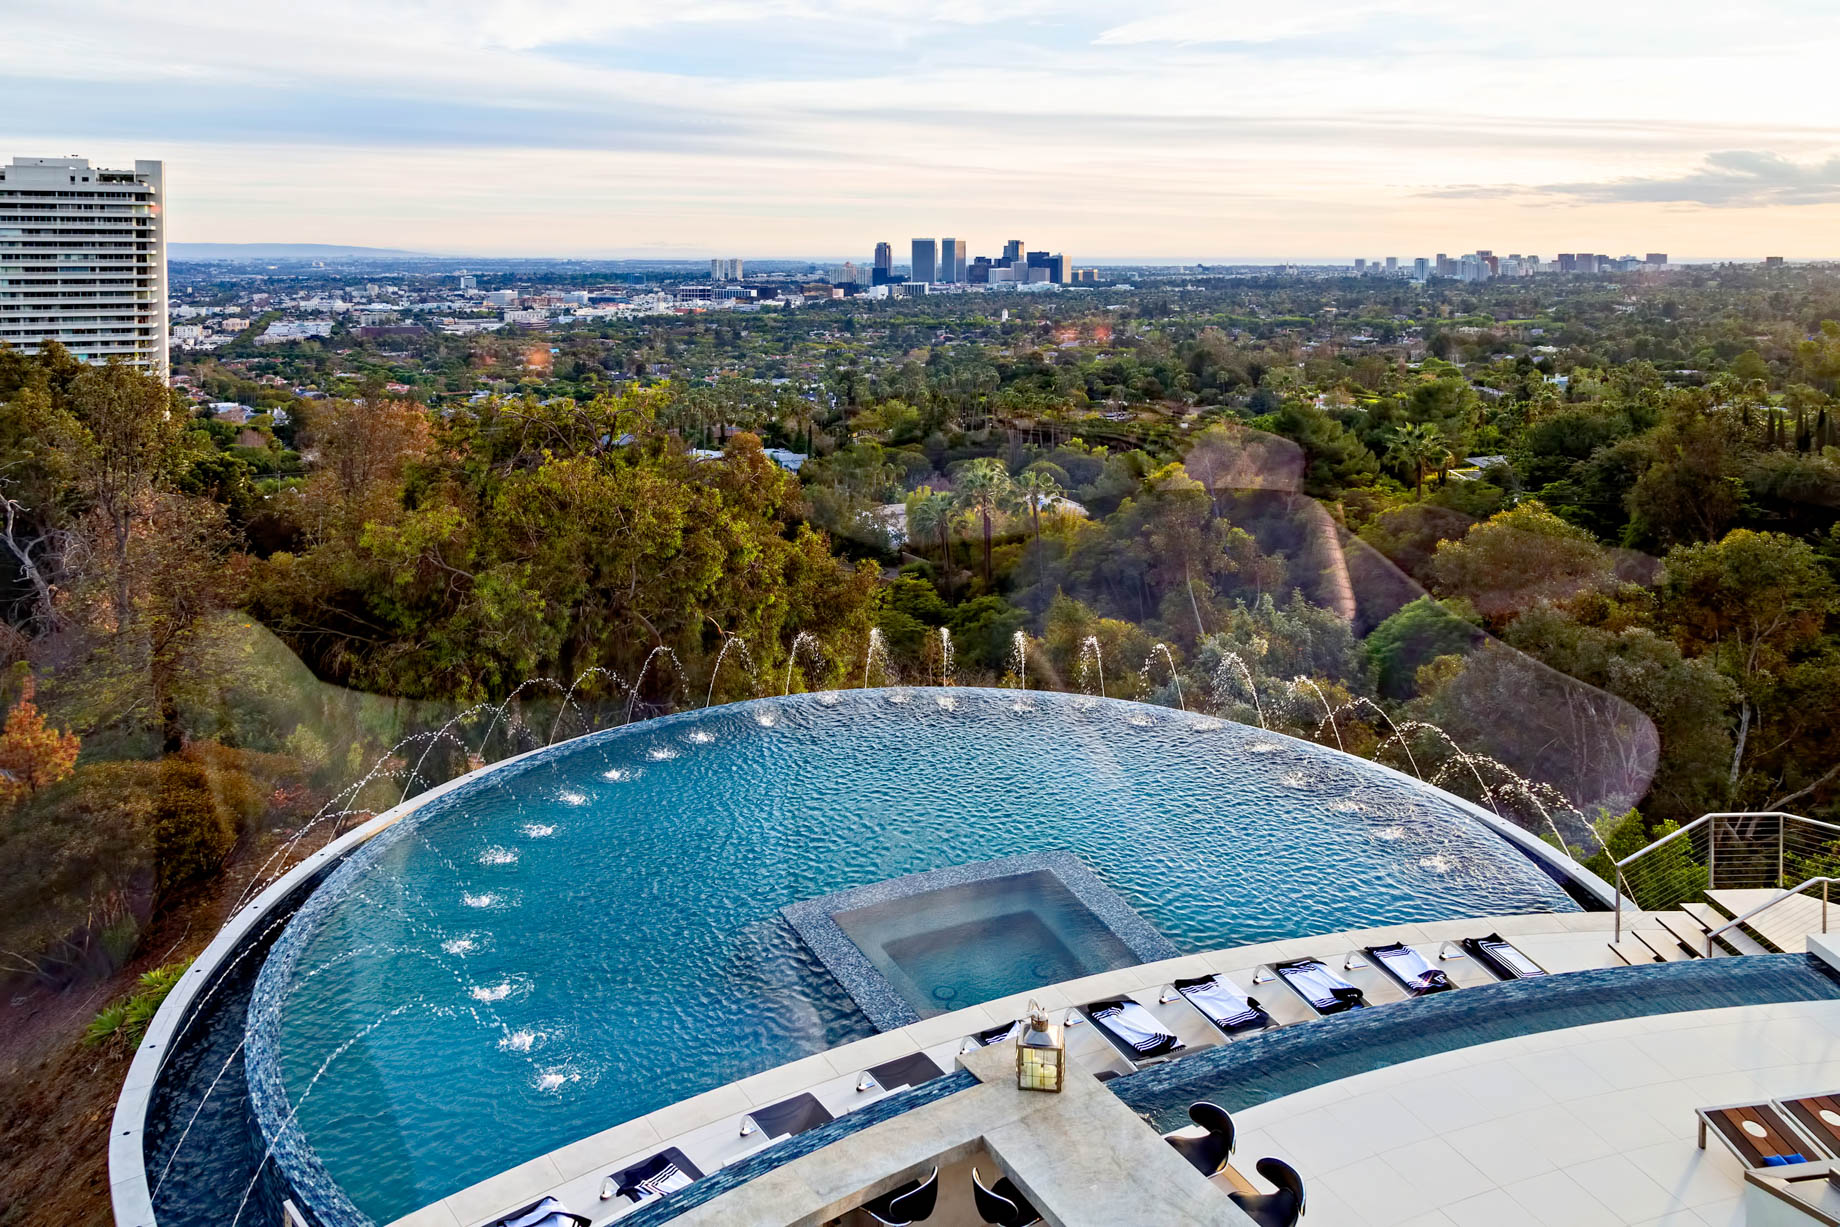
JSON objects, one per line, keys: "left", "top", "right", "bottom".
{"left": 744, "top": 1091, "right": 835, "bottom": 1139}
{"left": 1460, "top": 932, "right": 1546, "bottom": 980}
{"left": 1775, "top": 1092, "right": 1840, "bottom": 1159}
{"left": 1174, "top": 975, "right": 1273, "bottom": 1036}
{"left": 1364, "top": 942, "right": 1455, "bottom": 996}
{"left": 865, "top": 1051, "right": 947, "bottom": 1093}
{"left": 861, "top": 1165, "right": 939, "bottom": 1225}
{"left": 1271, "top": 957, "right": 1365, "bottom": 1015}
{"left": 972, "top": 1164, "right": 1042, "bottom": 1226}
{"left": 606, "top": 1147, "right": 704, "bottom": 1206}
{"left": 1164, "top": 1101, "right": 1236, "bottom": 1177}
{"left": 484, "top": 1196, "right": 589, "bottom": 1227}
{"left": 1229, "top": 1158, "right": 1306, "bottom": 1227}
{"left": 1697, "top": 1100, "right": 1817, "bottom": 1169}
{"left": 973, "top": 1020, "right": 1021, "bottom": 1047}
{"left": 1080, "top": 997, "right": 1184, "bottom": 1063}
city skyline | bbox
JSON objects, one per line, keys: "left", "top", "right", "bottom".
{"left": 5, "top": 1, "right": 1840, "bottom": 259}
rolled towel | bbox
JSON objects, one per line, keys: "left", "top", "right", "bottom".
{"left": 1089, "top": 1000, "right": 1180, "bottom": 1056}
{"left": 977, "top": 1020, "right": 1021, "bottom": 1046}
{"left": 1176, "top": 976, "right": 1266, "bottom": 1031}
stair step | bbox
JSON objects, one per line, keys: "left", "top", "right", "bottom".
{"left": 1690, "top": 898, "right": 1787, "bottom": 955}
{"left": 1655, "top": 911, "right": 1714, "bottom": 957}
{"left": 1609, "top": 939, "right": 1663, "bottom": 965}
{"left": 1634, "top": 929, "right": 1694, "bottom": 962}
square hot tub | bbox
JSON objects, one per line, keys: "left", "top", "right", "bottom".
{"left": 784, "top": 851, "right": 1180, "bottom": 1028}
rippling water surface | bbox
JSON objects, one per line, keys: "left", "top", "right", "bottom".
{"left": 256, "top": 689, "right": 1578, "bottom": 1222}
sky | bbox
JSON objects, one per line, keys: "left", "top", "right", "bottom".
{"left": 6, "top": 0, "right": 1840, "bottom": 260}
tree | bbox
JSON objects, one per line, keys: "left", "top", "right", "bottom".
{"left": 1660, "top": 530, "right": 1838, "bottom": 787}
{"left": 954, "top": 458, "right": 1012, "bottom": 585}
{"left": 1366, "top": 596, "right": 1482, "bottom": 698}
{"left": 1015, "top": 466, "right": 1064, "bottom": 588}
{"left": 905, "top": 487, "right": 956, "bottom": 596}
{"left": 0, "top": 676, "right": 79, "bottom": 808}
{"left": 1427, "top": 502, "right": 1616, "bottom": 627}
{"left": 1384, "top": 422, "right": 1452, "bottom": 498}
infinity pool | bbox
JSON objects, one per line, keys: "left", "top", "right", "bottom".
{"left": 247, "top": 689, "right": 1581, "bottom": 1223}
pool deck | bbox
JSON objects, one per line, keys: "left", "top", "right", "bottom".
{"left": 390, "top": 908, "right": 1646, "bottom": 1227}
{"left": 1228, "top": 995, "right": 1840, "bottom": 1226}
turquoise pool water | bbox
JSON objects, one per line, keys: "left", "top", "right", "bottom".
{"left": 248, "top": 688, "right": 1581, "bottom": 1223}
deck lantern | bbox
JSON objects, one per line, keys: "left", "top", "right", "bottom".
{"left": 1016, "top": 1000, "right": 1065, "bottom": 1093}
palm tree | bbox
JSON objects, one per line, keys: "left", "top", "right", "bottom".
{"left": 906, "top": 488, "right": 956, "bottom": 597}
{"left": 1014, "top": 467, "right": 1063, "bottom": 589}
{"left": 1384, "top": 422, "right": 1452, "bottom": 499}
{"left": 954, "top": 458, "right": 1012, "bottom": 586}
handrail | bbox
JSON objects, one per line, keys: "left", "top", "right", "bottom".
{"left": 1708, "top": 876, "right": 1836, "bottom": 947}
{"left": 1611, "top": 810, "right": 1834, "bottom": 944}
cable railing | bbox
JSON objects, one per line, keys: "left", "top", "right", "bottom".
{"left": 1612, "top": 811, "right": 1840, "bottom": 944}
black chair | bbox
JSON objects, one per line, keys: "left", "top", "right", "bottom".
{"left": 861, "top": 1165, "right": 939, "bottom": 1225}
{"left": 972, "top": 1164, "right": 1042, "bottom": 1226}
{"left": 1229, "top": 1157, "right": 1306, "bottom": 1227}
{"left": 485, "top": 1196, "right": 589, "bottom": 1227}
{"left": 606, "top": 1146, "right": 705, "bottom": 1205}
{"left": 866, "top": 1051, "right": 947, "bottom": 1093}
{"left": 1165, "top": 1101, "right": 1236, "bottom": 1177}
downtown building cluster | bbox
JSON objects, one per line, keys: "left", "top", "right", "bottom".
{"left": 1353, "top": 250, "right": 1671, "bottom": 282}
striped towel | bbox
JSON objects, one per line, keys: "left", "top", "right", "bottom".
{"left": 1370, "top": 943, "right": 1451, "bottom": 993}
{"left": 977, "top": 1020, "right": 1022, "bottom": 1046}
{"left": 1277, "top": 960, "right": 1363, "bottom": 1010}
{"left": 1482, "top": 938, "right": 1544, "bottom": 978}
{"left": 1178, "top": 977, "right": 1264, "bottom": 1031}
{"left": 1090, "top": 1001, "right": 1179, "bottom": 1055}
{"left": 640, "top": 1164, "right": 693, "bottom": 1198}
{"left": 494, "top": 1198, "right": 576, "bottom": 1227}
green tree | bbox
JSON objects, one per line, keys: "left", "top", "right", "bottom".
{"left": 1427, "top": 502, "right": 1615, "bottom": 627}
{"left": 1384, "top": 422, "right": 1452, "bottom": 498}
{"left": 954, "top": 457, "right": 1012, "bottom": 586}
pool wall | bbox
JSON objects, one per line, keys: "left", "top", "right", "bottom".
{"left": 1112, "top": 953, "right": 1840, "bottom": 1132}
{"left": 110, "top": 739, "right": 557, "bottom": 1227}
{"left": 120, "top": 689, "right": 1618, "bottom": 1227}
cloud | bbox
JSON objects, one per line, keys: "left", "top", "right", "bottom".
{"left": 1430, "top": 151, "right": 1840, "bottom": 208}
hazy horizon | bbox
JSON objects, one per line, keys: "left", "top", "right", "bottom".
{"left": 8, "top": 0, "right": 1840, "bottom": 260}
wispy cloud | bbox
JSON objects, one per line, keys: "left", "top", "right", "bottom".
{"left": 1429, "top": 151, "right": 1840, "bottom": 208}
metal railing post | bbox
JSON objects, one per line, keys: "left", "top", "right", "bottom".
{"left": 1615, "top": 871, "right": 1624, "bottom": 944}
{"left": 1708, "top": 818, "right": 1717, "bottom": 890}
{"left": 1779, "top": 815, "right": 1786, "bottom": 890}
{"left": 1825, "top": 880, "right": 1829, "bottom": 935}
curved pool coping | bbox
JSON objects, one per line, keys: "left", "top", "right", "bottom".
{"left": 111, "top": 689, "right": 1618, "bottom": 1227}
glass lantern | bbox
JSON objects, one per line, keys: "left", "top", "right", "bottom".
{"left": 1015, "top": 1000, "right": 1065, "bottom": 1093}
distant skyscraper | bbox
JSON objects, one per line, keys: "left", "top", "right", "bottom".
{"left": 1354, "top": 259, "right": 1366, "bottom": 274}
{"left": 0, "top": 155, "right": 167, "bottom": 377}
{"left": 1645, "top": 253, "right": 1668, "bottom": 266}
{"left": 1002, "top": 239, "right": 1023, "bottom": 265}
{"left": 1385, "top": 257, "right": 1398, "bottom": 273}
{"left": 709, "top": 257, "right": 743, "bottom": 280}
{"left": 1413, "top": 258, "right": 1430, "bottom": 281}
{"left": 911, "top": 239, "right": 937, "bottom": 283}
{"left": 874, "top": 242, "right": 892, "bottom": 272}
{"left": 940, "top": 238, "right": 966, "bottom": 283}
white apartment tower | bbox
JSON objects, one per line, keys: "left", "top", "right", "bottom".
{"left": 0, "top": 156, "right": 168, "bottom": 378}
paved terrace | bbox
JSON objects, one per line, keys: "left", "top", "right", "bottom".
{"left": 1229, "top": 996, "right": 1840, "bottom": 1226}
{"left": 392, "top": 909, "right": 1644, "bottom": 1227}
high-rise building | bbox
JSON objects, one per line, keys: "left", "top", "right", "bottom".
{"left": 1645, "top": 253, "right": 1668, "bottom": 266}
{"left": 1002, "top": 239, "right": 1023, "bottom": 265}
{"left": 1385, "top": 257, "right": 1399, "bottom": 273}
{"left": 1413, "top": 258, "right": 1430, "bottom": 281}
{"left": 709, "top": 257, "right": 743, "bottom": 280}
{"left": 911, "top": 238, "right": 937, "bottom": 284}
{"left": 1050, "top": 253, "right": 1070, "bottom": 284}
{"left": 940, "top": 238, "right": 966, "bottom": 283}
{"left": 0, "top": 155, "right": 167, "bottom": 377}
{"left": 874, "top": 242, "right": 892, "bottom": 273}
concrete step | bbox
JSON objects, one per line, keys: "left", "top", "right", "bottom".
{"left": 1655, "top": 911, "right": 1714, "bottom": 957}
{"left": 1609, "top": 938, "right": 1663, "bottom": 965}
{"left": 1634, "top": 928, "right": 1694, "bottom": 962}
{"left": 1682, "top": 902, "right": 1774, "bottom": 956}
